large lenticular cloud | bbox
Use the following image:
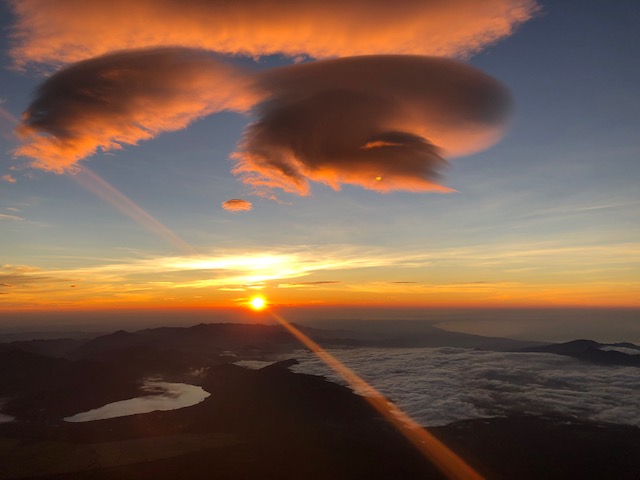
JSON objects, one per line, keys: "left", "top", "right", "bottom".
{"left": 9, "top": 0, "right": 538, "bottom": 67}
{"left": 234, "top": 56, "right": 512, "bottom": 194}
{"left": 16, "top": 48, "right": 259, "bottom": 172}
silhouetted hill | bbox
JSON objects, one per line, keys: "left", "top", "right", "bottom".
{"left": 305, "top": 318, "right": 547, "bottom": 350}
{"left": 83, "top": 344, "right": 221, "bottom": 376}
{"left": 66, "top": 330, "right": 148, "bottom": 360}
{"left": 103, "top": 321, "right": 546, "bottom": 355}
{"left": 0, "top": 322, "right": 546, "bottom": 367}
{"left": 432, "top": 414, "right": 640, "bottom": 480}
{"left": 526, "top": 338, "right": 600, "bottom": 354}
{"left": 0, "top": 349, "right": 141, "bottom": 421}
{"left": 0, "top": 338, "right": 86, "bottom": 358}
{"left": 64, "top": 323, "right": 311, "bottom": 362}
{"left": 0, "top": 331, "right": 99, "bottom": 343}
{"left": 0, "top": 349, "right": 69, "bottom": 395}
{"left": 610, "top": 341, "right": 640, "bottom": 350}
{"left": 522, "top": 339, "right": 640, "bottom": 366}
{"left": 359, "top": 326, "right": 544, "bottom": 350}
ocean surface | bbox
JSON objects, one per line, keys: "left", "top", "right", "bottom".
{"left": 282, "top": 347, "right": 640, "bottom": 427}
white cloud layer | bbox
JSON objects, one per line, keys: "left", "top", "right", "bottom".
{"left": 291, "top": 347, "right": 640, "bottom": 427}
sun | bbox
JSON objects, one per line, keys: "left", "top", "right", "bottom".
{"left": 249, "top": 296, "right": 267, "bottom": 311}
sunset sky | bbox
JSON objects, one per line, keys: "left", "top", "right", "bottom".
{"left": 1, "top": 1, "right": 638, "bottom": 337}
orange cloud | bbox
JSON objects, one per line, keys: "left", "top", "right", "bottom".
{"left": 2, "top": 174, "right": 17, "bottom": 184}
{"left": 15, "top": 48, "right": 259, "bottom": 172}
{"left": 234, "top": 55, "right": 511, "bottom": 195}
{"left": 16, "top": 51, "right": 511, "bottom": 196}
{"left": 221, "top": 199, "right": 253, "bottom": 212}
{"left": 9, "top": 0, "right": 539, "bottom": 67}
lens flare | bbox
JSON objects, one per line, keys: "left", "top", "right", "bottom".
{"left": 41, "top": 173, "right": 481, "bottom": 479}
{"left": 267, "top": 308, "right": 484, "bottom": 480}
{"left": 72, "top": 166, "right": 197, "bottom": 255}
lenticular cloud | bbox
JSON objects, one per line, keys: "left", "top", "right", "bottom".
{"left": 15, "top": 51, "right": 512, "bottom": 194}
{"left": 235, "top": 56, "right": 512, "bottom": 194}
{"left": 16, "top": 51, "right": 511, "bottom": 194}
{"left": 9, "top": 0, "right": 539, "bottom": 67}
{"left": 16, "top": 48, "right": 259, "bottom": 172}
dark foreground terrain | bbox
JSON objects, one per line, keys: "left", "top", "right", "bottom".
{"left": 1, "top": 323, "right": 639, "bottom": 479}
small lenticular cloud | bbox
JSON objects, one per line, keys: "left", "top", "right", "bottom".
{"left": 222, "top": 199, "right": 253, "bottom": 212}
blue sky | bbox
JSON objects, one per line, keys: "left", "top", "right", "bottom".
{"left": 0, "top": 1, "right": 638, "bottom": 339}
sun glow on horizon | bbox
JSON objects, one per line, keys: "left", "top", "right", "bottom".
{"left": 249, "top": 296, "right": 267, "bottom": 311}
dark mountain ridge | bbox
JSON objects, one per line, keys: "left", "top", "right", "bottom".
{"left": 1, "top": 321, "right": 546, "bottom": 362}
{"left": 521, "top": 339, "right": 640, "bottom": 367}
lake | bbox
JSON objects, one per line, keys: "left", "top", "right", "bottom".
{"left": 64, "top": 381, "right": 210, "bottom": 422}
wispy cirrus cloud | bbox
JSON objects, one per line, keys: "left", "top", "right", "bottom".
{"left": 1, "top": 240, "right": 638, "bottom": 308}
{"left": 1, "top": 264, "right": 40, "bottom": 273}
{"left": 8, "top": 0, "right": 539, "bottom": 67}
{"left": 0, "top": 247, "right": 398, "bottom": 306}
{"left": 0, "top": 213, "right": 23, "bottom": 221}
{"left": 0, "top": 246, "right": 420, "bottom": 293}
{"left": 0, "top": 264, "right": 52, "bottom": 290}
{"left": 277, "top": 281, "right": 342, "bottom": 289}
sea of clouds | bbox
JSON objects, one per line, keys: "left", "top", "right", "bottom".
{"left": 289, "top": 348, "right": 640, "bottom": 427}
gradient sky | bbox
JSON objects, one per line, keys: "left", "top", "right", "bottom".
{"left": 0, "top": 1, "right": 639, "bottom": 337}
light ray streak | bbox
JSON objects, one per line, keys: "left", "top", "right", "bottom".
{"left": 20, "top": 140, "right": 482, "bottom": 474}
{"left": 72, "top": 166, "right": 197, "bottom": 255}
{"left": 268, "top": 308, "right": 484, "bottom": 480}
{"left": 1, "top": 106, "right": 20, "bottom": 142}
{"left": 1, "top": 106, "right": 20, "bottom": 125}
